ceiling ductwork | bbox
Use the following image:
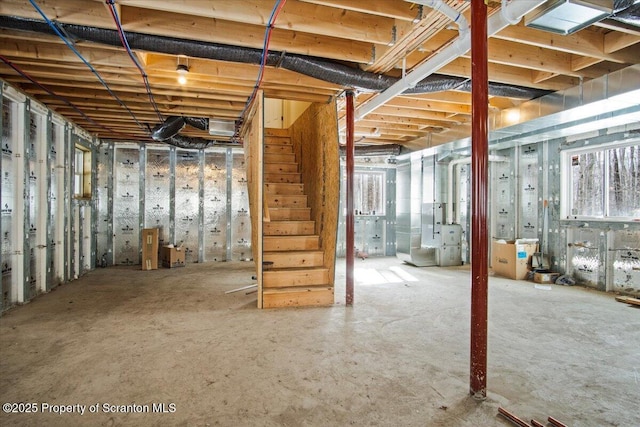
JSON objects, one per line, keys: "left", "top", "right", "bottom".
{"left": 612, "top": 0, "right": 640, "bottom": 27}
{"left": 339, "top": 144, "right": 402, "bottom": 157}
{"left": 151, "top": 115, "right": 236, "bottom": 149}
{"left": 0, "top": 16, "right": 552, "bottom": 100}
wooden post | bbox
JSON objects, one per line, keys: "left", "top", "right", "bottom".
{"left": 345, "top": 90, "right": 355, "bottom": 306}
{"left": 470, "top": 0, "right": 488, "bottom": 399}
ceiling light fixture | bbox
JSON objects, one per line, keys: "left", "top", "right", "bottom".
{"left": 524, "top": 0, "right": 613, "bottom": 35}
{"left": 176, "top": 63, "right": 189, "bottom": 85}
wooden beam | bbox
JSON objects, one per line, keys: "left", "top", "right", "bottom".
{"left": 495, "top": 22, "right": 639, "bottom": 65}
{"left": 531, "top": 70, "right": 558, "bottom": 84}
{"left": 120, "top": 4, "right": 375, "bottom": 64}
{"left": 299, "top": 0, "right": 422, "bottom": 21}
{"left": 0, "top": 0, "right": 114, "bottom": 28}
{"left": 571, "top": 55, "right": 603, "bottom": 71}
{"left": 356, "top": 113, "right": 453, "bottom": 128}
{"left": 373, "top": 105, "right": 469, "bottom": 123}
{"left": 486, "top": 38, "right": 579, "bottom": 77}
{"left": 595, "top": 19, "right": 640, "bottom": 37}
{"left": 114, "top": 0, "right": 397, "bottom": 45}
{"left": 0, "top": 39, "right": 134, "bottom": 68}
{"left": 22, "top": 86, "right": 246, "bottom": 111}
{"left": 604, "top": 31, "right": 640, "bottom": 54}
{"left": 142, "top": 53, "right": 341, "bottom": 91}
{"left": 385, "top": 97, "right": 472, "bottom": 115}
{"left": 439, "top": 57, "right": 581, "bottom": 91}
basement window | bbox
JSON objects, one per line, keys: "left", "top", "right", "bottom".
{"left": 564, "top": 141, "right": 640, "bottom": 220}
{"left": 74, "top": 146, "right": 92, "bottom": 199}
{"left": 354, "top": 171, "right": 385, "bottom": 216}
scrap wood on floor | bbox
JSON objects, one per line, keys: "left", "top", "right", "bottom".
{"left": 615, "top": 296, "right": 640, "bottom": 307}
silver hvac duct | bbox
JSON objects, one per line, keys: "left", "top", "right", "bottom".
{"left": 338, "top": 144, "right": 402, "bottom": 157}
{"left": 613, "top": 0, "right": 640, "bottom": 27}
{"left": 0, "top": 16, "right": 552, "bottom": 100}
{"left": 149, "top": 116, "right": 234, "bottom": 149}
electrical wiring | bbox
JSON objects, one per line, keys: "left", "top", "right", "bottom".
{"left": 0, "top": 54, "right": 138, "bottom": 138}
{"left": 238, "top": 0, "right": 287, "bottom": 123}
{"left": 106, "top": 0, "right": 164, "bottom": 121}
{"left": 28, "top": 0, "right": 148, "bottom": 133}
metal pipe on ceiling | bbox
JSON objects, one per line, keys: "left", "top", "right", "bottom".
{"left": 470, "top": 0, "right": 489, "bottom": 400}
{"left": 356, "top": 0, "right": 548, "bottom": 121}
{"left": 345, "top": 90, "right": 355, "bottom": 306}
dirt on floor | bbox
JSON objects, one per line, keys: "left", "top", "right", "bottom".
{"left": 0, "top": 258, "right": 639, "bottom": 427}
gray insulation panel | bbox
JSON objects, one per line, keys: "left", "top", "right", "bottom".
{"left": 27, "top": 112, "right": 38, "bottom": 295}
{"left": 493, "top": 158, "right": 513, "bottom": 240}
{"left": 231, "top": 151, "right": 251, "bottom": 261}
{"left": 519, "top": 144, "right": 539, "bottom": 239}
{"left": 175, "top": 150, "right": 200, "bottom": 263}
{"left": 569, "top": 227, "right": 602, "bottom": 286}
{"left": 95, "top": 144, "right": 110, "bottom": 263}
{"left": 145, "top": 148, "right": 171, "bottom": 246}
{"left": 204, "top": 150, "right": 227, "bottom": 261}
{"left": 113, "top": 147, "right": 140, "bottom": 265}
{"left": 612, "top": 229, "right": 640, "bottom": 294}
{"left": 1, "top": 98, "right": 14, "bottom": 307}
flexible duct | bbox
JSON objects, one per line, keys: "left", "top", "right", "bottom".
{"left": 0, "top": 16, "right": 551, "bottom": 99}
{"left": 338, "top": 144, "right": 402, "bottom": 157}
{"left": 151, "top": 115, "right": 186, "bottom": 141}
{"left": 162, "top": 134, "right": 221, "bottom": 149}
{"left": 613, "top": 0, "right": 640, "bottom": 27}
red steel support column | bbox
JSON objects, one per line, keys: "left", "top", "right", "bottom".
{"left": 470, "top": 0, "right": 488, "bottom": 398}
{"left": 345, "top": 90, "right": 355, "bottom": 306}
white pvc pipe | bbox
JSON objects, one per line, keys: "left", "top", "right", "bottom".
{"left": 501, "top": 0, "right": 522, "bottom": 25}
{"left": 356, "top": 0, "right": 547, "bottom": 121}
{"left": 414, "top": 0, "right": 469, "bottom": 33}
{"left": 447, "top": 155, "right": 509, "bottom": 225}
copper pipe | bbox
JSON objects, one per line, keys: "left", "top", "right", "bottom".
{"left": 548, "top": 416, "right": 568, "bottom": 427}
{"left": 469, "top": 0, "right": 489, "bottom": 399}
{"left": 497, "top": 407, "right": 530, "bottom": 427}
{"left": 345, "top": 90, "right": 355, "bottom": 306}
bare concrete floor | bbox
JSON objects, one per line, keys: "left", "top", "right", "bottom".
{"left": 0, "top": 257, "right": 638, "bottom": 427}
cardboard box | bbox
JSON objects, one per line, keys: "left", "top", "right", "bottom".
{"left": 534, "top": 271, "right": 560, "bottom": 284}
{"left": 141, "top": 228, "right": 159, "bottom": 270}
{"left": 161, "top": 246, "right": 185, "bottom": 268}
{"left": 491, "top": 240, "right": 538, "bottom": 280}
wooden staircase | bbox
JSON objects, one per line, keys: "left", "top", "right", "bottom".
{"left": 261, "top": 133, "right": 334, "bottom": 308}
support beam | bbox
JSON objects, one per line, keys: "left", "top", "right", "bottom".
{"left": 470, "top": 0, "right": 488, "bottom": 400}
{"left": 345, "top": 90, "right": 355, "bottom": 306}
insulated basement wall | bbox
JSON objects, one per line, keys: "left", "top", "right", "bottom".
{"left": 337, "top": 160, "right": 397, "bottom": 257}
{"left": 1, "top": 81, "right": 95, "bottom": 313}
{"left": 289, "top": 100, "right": 340, "bottom": 286}
{"left": 398, "top": 123, "right": 640, "bottom": 296}
{"left": 106, "top": 143, "right": 251, "bottom": 266}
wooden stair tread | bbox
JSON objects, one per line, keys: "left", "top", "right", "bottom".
{"left": 263, "top": 267, "right": 330, "bottom": 288}
{"left": 268, "top": 208, "right": 311, "bottom": 221}
{"left": 264, "top": 172, "right": 302, "bottom": 183}
{"left": 263, "top": 285, "right": 332, "bottom": 294}
{"left": 262, "top": 286, "right": 334, "bottom": 308}
{"left": 264, "top": 269, "right": 329, "bottom": 282}
{"left": 264, "top": 183, "right": 304, "bottom": 194}
{"left": 265, "top": 163, "right": 299, "bottom": 173}
{"left": 263, "top": 235, "right": 319, "bottom": 251}
{"left": 264, "top": 144, "right": 293, "bottom": 154}
{"left": 263, "top": 220, "right": 315, "bottom": 235}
